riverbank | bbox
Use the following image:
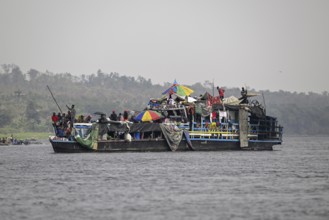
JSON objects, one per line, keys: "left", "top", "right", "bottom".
{"left": 0, "top": 132, "right": 51, "bottom": 140}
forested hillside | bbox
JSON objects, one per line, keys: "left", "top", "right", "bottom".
{"left": 1, "top": 64, "right": 329, "bottom": 135}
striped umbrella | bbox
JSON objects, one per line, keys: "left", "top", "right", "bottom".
{"left": 162, "top": 80, "right": 194, "bottom": 97}
{"left": 134, "top": 110, "right": 163, "bottom": 122}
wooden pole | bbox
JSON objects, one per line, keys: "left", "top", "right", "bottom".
{"left": 262, "top": 92, "right": 266, "bottom": 115}
{"left": 47, "top": 85, "right": 62, "bottom": 114}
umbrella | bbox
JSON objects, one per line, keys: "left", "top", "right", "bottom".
{"left": 134, "top": 110, "right": 163, "bottom": 122}
{"left": 162, "top": 80, "right": 194, "bottom": 97}
{"left": 94, "top": 111, "right": 106, "bottom": 116}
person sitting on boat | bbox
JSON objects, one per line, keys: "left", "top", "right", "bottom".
{"left": 84, "top": 115, "right": 92, "bottom": 123}
{"left": 241, "top": 87, "right": 247, "bottom": 96}
{"left": 167, "top": 94, "right": 175, "bottom": 106}
{"left": 211, "top": 111, "right": 217, "bottom": 123}
{"left": 239, "top": 87, "right": 248, "bottom": 104}
{"left": 110, "top": 110, "right": 118, "bottom": 121}
{"left": 77, "top": 115, "right": 84, "bottom": 123}
{"left": 64, "top": 122, "right": 73, "bottom": 139}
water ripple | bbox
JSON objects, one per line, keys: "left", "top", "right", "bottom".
{"left": 0, "top": 137, "right": 328, "bottom": 220}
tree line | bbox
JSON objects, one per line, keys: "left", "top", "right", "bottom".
{"left": 1, "top": 64, "right": 329, "bottom": 135}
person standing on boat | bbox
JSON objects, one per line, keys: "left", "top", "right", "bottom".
{"left": 118, "top": 113, "right": 124, "bottom": 121}
{"left": 61, "top": 113, "right": 66, "bottom": 126}
{"left": 187, "top": 105, "right": 195, "bottom": 131}
{"left": 57, "top": 112, "right": 62, "bottom": 125}
{"left": 66, "top": 104, "right": 76, "bottom": 125}
{"left": 98, "top": 113, "right": 109, "bottom": 140}
{"left": 217, "top": 86, "right": 225, "bottom": 100}
{"left": 51, "top": 112, "right": 59, "bottom": 126}
{"left": 123, "top": 110, "right": 129, "bottom": 121}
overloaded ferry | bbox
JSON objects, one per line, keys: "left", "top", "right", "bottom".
{"left": 49, "top": 83, "right": 283, "bottom": 153}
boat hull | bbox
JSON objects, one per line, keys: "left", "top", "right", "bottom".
{"left": 190, "top": 139, "right": 277, "bottom": 151}
{"left": 50, "top": 138, "right": 279, "bottom": 153}
{"left": 50, "top": 139, "right": 93, "bottom": 153}
{"left": 50, "top": 138, "right": 189, "bottom": 153}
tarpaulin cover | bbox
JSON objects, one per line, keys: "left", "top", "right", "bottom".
{"left": 74, "top": 122, "right": 188, "bottom": 151}
{"left": 108, "top": 123, "right": 163, "bottom": 133}
{"left": 75, "top": 123, "right": 99, "bottom": 150}
{"left": 160, "top": 123, "right": 183, "bottom": 151}
{"left": 195, "top": 102, "right": 212, "bottom": 117}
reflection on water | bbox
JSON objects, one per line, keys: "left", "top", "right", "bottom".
{"left": 0, "top": 137, "right": 328, "bottom": 220}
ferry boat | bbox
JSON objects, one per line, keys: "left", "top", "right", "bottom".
{"left": 49, "top": 86, "right": 283, "bottom": 153}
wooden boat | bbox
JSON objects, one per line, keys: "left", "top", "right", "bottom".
{"left": 50, "top": 122, "right": 192, "bottom": 153}
{"left": 49, "top": 90, "right": 283, "bottom": 153}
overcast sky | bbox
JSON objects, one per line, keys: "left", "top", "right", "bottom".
{"left": 0, "top": 0, "right": 328, "bottom": 93}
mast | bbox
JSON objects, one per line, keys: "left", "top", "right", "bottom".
{"left": 212, "top": 78, "right": 215, "bottom": 97}
{"left": 262, "top": 92, "right": 266, "bottom": 115}
{"left": 47, "top": 85, "right": 63, "bottom": 114}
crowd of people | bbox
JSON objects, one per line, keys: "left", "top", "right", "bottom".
{"left": 51, "top": 104, "right": 134, "bottom": 138}
{"left": 51, "top": 86, "right": 237, "bottom": 138}
{"left": 109, "top": 110, "right": 131, "bottom": 122}
{"left": 51, "top": 105, "right": 92, "bottom": 138}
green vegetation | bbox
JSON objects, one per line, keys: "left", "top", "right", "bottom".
{"left": 0, "top": 132, "right": 50, "bottom": 140}
{"left": 1, "top": 64, "right": 329, "bottom": 136}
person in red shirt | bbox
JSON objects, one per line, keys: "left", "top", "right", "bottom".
{"left": 217, "top": 86, "right": 225, "bottom": 100}
{"left": 51, "top": 112, "right": 59, "bottom": 125}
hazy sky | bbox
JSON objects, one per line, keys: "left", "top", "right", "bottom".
{"left": 1, "top": 0, "right": 328, "bottom": 93}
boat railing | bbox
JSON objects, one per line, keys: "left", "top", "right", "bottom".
{"left": 249, "top": 123, "right": 283, "bottom": 141}
{"left": 178, "top": 119, "right": 282, "bottom": 142}
{"left": 186, "top": 120, "right": 240, "bottom": 140}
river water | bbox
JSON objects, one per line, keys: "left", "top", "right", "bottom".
{"left": 0, "top": 136, "right": 328, "bottom": 220}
